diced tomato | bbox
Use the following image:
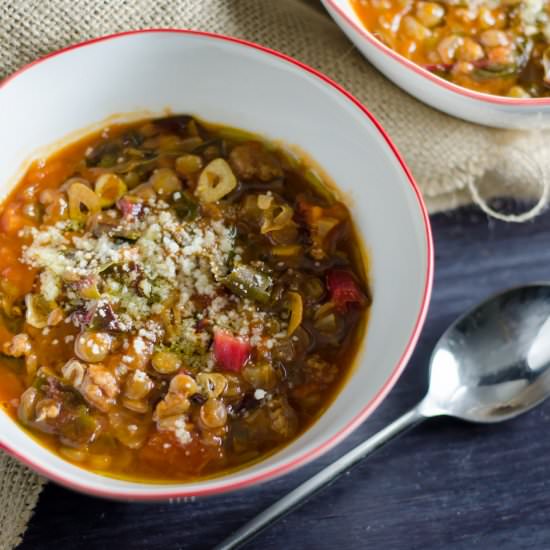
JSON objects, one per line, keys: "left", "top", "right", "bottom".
{"left": 213, "top": 331, "right": 251, "bottom": 372}
{"left": 116, "top": 197, "right": 143, "bottom": 218}
{"left": 326, "top": 269, "right": 367, "bottom": 312}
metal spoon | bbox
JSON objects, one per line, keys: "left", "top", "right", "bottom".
{"left": 216, "top": 283, "right": 550, "bottom": 550}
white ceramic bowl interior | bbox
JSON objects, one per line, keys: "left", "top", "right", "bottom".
{"left": 322, "top": 0, "right": 550, "bottom": 129}
{"left": 0, "top": 30, "right": 432, "bottom": 500}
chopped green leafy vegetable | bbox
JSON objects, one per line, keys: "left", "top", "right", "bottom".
{"left": 222, "top": 264, "right": 273, "bottom": 304}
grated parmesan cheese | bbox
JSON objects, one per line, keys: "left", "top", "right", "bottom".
{"left": 254, "top": 389, "right": 267, "bottom": 400}
{"left": 173, "top": 416, "right": 192, "bottom": 445}
{"left": 20, "top": 195, "right": 286, "bottom": 376}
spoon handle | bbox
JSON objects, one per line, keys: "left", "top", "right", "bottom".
{"left": 214, "top": 404, "right": 426, "bottom": 550}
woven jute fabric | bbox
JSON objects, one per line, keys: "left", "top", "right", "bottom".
{"left": 1, "top": 0, "right": 549, "bottom": 547}
{"left": 0, "top": 454, "right": 44, "bottom": 550}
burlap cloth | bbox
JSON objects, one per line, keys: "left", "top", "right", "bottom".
{"left": 1, "top": 0, "right": 550, "bottom": 547}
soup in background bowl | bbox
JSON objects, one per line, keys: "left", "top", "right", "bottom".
{"left": 323, "top": 0, "right": 550, "bottom": 128}
{"left": 0, "top": 30, "right": 432, "bottom": 499}
{"left": 351, "top": 0, "right": 550, "bottom": 99}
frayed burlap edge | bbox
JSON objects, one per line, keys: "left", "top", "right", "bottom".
{"left": 0, "top": 453, "right": 45, "bottom": 550}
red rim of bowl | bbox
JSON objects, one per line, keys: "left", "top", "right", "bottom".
{"left": 324, "top": 0, "right": 550, "bottom": 107}
{"left": 0, "top": 28, "right": 434, "bottom": 501}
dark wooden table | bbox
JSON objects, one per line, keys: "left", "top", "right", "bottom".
{"left": 20, "top": 203, "right": 550, "bottom": 549}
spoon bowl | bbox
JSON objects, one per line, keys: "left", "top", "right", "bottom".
{"left": 423, "top": 284, "right": 550, "bottom": 423}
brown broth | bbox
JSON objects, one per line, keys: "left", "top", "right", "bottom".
{"left": 0, "top": 115, "right": 370, "bottom": 482}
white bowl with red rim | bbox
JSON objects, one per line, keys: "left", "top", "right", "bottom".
{"left": 0, "top": 29, "right": 433, "bottom": 500}
{"left": 322, "top": 0, "right": 550, "bottom": 129}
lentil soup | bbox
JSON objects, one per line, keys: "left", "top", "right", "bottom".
{"left": 0, "top": 115, "right": 369, "bottom": 482}
{"left": 351, "top": 0, "right": 550, "bottom": 97}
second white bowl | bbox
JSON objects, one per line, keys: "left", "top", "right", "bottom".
{"left": 323, "top": 0, "right": 550, "bottom": 129}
